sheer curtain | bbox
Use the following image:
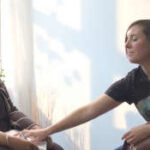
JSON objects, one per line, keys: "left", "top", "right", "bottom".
{"left": 1, "top": 0, "right": 38, "bottom": 120}
{"left": 1, "top": 0, "right": 90, "bottom": 149}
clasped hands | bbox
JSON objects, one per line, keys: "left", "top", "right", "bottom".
{"left": 9, "top": 125, "right": 53, "bottom": 150}
{"left": 22, "top": 128, "right": 49, "bottom": 144}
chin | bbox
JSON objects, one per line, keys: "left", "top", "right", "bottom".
{"left": 128, "top": 58, "right": 139, "bottom": 64}
{"left": 127, "top": 55, "right": 141, "bottom": 64}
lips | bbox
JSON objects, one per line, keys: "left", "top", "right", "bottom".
{"left": 128, "top": 52, "right": 134, "bottom": 54}
{"left": 126, "top": 51, "right": 135, "bottom": 58}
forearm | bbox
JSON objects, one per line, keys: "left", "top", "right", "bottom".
{"left": 0, "top": 132, "right": 20, "bottom": 149}
{"left": 46, "top": 105, "right": 91, "bottom": 135}
{"left": 46, "top": 94, "right": 120, "bottom": 135}
{"left": 46, "top": 99, "right": 109, "bottom": 135}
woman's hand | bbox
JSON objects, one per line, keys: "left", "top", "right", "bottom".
{"left": 28, "top": 125, "right": 54, "bottom": 148}
{"left": 122, "top": 124, "right": 150, "bottom": 145}
{"left": 23, "top": 128, "right": 49, "bottom": 143}
{"left": 9, "top": 136, "right": 38, "bottom": 150}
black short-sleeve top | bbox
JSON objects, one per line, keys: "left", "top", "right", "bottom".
{"left": 105, "top": 66, "right": 150, "bottom": 121}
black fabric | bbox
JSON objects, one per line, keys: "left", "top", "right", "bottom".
{"left": 0, "top": 79, "right": 36, "bottom": 131}
{"left": 105, "top": 66, "right": 150, "bottom": 104}
{"left": 48, "top": 143, "right": 64, "bottom": 150}
{"left": 0, "top": 83, "right": 11, "bottom": 131}
{"left": 105, "top": 66, "right": 150, "bottom": 121}
{"left": 0, "top": 146, "right": 11, "bottom": 150}
{"left": 122, "top": 141, "right": 130, "bottom": 150}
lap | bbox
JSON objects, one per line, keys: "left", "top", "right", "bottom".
{"left": 0, "top": 145, "right": 12, "bottom": 150}
{"left": 123, "top": 136, "right": 150, "bottom": 150}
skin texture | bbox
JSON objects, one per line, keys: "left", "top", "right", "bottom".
{"left": 23, "top": 23, "right": 150, "bottom": 147}
{"left": 125, "top": 25, "right": 150, "bottom": 81}
{"left": 0, "top": 131, "right": 38, "bottom": 150}
{"left": 122, "top": 124, "right": 150, "bottom": 145}
{"left": 8, "top": 136, "right": 38, "bottom": 150}
{"left": 0, "top": 125, "right": 53, "bottom": 150}
{"left": 125, "top": 25, "right": 150, "bottom": 68}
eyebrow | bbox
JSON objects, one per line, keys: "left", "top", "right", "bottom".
{"left": 127, "top": 33, "right": 137, "bottom": 37}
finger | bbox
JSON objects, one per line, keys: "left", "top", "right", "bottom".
{"left": 130, "top": 138, "right": 140, "bottom": 145}
{"left": 126, "top": 136, "right": 137, "bottom": 145}
{"left": 127, "top": 139, "right": 137, "bottom": 145}
{"left": 125, "top": 133, "right": 134, "bottom": 141}
{"left": 126, "top": 137, "right": 134, "bottom": 144}
{"left": 125, "top": 136, "right": 135, "bottom": 145}
{"left": 122, "top": 131, "right": 131, "bottom": 139}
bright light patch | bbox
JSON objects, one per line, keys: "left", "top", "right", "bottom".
{"left": 116, "top": 0, "right": 150, "bottom": 54}
{"left": 33, "top": 24, "right": 90, "bottom": 150}
{"left": 33, "top": 0, "right": 82, "bottom": 30}
{"left": 113, "top": 103, "right": 138, "bottom": 129}
{"left": 57, "top": 0, "right": 82, "bottom": 31}
{"left": 1, "top": 0, "right": 16, "bottom": 96}
{"left": 32, "top": 0, "right": 57, "bottom": 15}
{"left": 112, "top": 74, "right": 122, "bottom": 83}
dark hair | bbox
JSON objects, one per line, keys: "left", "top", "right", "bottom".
{"left": 126, "top": 19, "right": 150, "bottom": 41}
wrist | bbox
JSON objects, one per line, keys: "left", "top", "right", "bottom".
{"left": 45, "top": 127, "right": 52, "bottom": 135}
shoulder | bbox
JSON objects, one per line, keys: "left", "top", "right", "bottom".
{"left": 109, "top": 66, "right": 140, "bottom": 89}
{"left": 126, "top": 66, "right": 141, "bottom": 80}
{"left": 105, "top": 66, "right": 140, "bottom": 103}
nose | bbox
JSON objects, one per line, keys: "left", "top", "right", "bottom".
{"left": 125, "top": 40, "right": 131, "bottom": 49}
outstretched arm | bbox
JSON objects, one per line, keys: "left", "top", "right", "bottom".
{"left": 24, "top": 94, "right": 121, "bottom": 142}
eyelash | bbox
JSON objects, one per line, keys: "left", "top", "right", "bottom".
{"left": 132, "top": 38, "right": 137, "bottom": 41}
{"left": 125, "top": 36, "right": 138, "bottom": 43}
{"left": 125, "top": 38, "right": 137, "bottom": 43}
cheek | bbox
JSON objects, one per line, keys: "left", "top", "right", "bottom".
{"left": 134, "top": 42, "right": 148, "bottom": 54}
